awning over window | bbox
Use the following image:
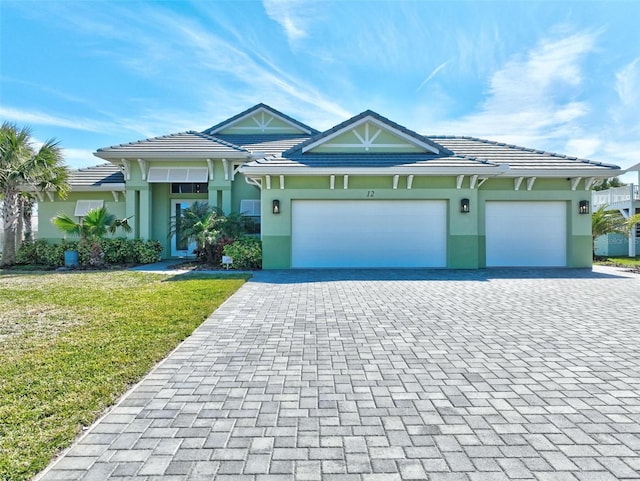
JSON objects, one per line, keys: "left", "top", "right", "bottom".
{"left": 147, "top": 167, "right": 209, "bottom": 183}
{"left": 74, "top": 200, "right": 104, "bottom": 217}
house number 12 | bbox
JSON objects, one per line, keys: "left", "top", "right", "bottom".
{"left": 366, "top": 190, "right": 375, "bottom": 198}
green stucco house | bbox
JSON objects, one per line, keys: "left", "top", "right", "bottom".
{"left": 37, "top": 103, "right": 622, "bottom": 269}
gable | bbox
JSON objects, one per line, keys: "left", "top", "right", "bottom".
{"left": 205, "top": 104, "right": 317, "bottom": 136}
{"left": 302, "top": 114, "right": 440, "bottom": 155}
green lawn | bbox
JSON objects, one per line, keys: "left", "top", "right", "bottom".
{"left": 595, "top": 256, "right": 640, "bottom": 268}
{"left": 0, "top": 270, "right": 247, "bottom": 481}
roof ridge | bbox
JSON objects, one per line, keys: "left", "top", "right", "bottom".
{"left": 202, "top": 103, "right": 319, "bottom": 135}
{"left": 283, "top": 110, "right": 453, "bottom": 157}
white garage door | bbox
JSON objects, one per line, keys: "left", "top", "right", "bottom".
{"left": 291, "top": 200, "right": 447, "bottom": 268}
{"left": 486, "top": 201, "right": 567, "bottom": 267}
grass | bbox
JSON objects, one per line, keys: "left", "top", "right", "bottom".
{"left": 594, "top": 256, "right": 640, "bottom": 269}
{"left": 0, "top": 270, "right": 247, "bottom": 481}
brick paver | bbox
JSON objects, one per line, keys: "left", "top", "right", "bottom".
{"left": 37, "top": 267, "right": 640, "bottom": 480}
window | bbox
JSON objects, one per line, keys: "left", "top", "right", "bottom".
{"left": 74, "top": 200, "right": 104, "bottom": 217}
{"left": 240, "top": 199, "right": 261, "bottom": 234}
{"left": 171, "top": 183, "right": 209, "bottom": 194}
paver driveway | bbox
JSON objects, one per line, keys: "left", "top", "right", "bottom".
{"left": 38, "top": 268, "right": 640, "bottom": 481}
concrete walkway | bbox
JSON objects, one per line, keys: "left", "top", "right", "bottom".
{"left": 37, "top": 267, "right": 640, "bottom": 480}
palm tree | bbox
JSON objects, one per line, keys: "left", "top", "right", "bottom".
{"left": 591, "top": 205, "right": 627, "bottom": 258}
{"left": 52, "top": 207, "right": 132, "bottom": 266}
{"left": 0, "top": 122, "right": 69, "bottom": 266}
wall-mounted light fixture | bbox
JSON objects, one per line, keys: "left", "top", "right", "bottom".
{"left": 272, "top": 199, "right": 280, "bottom": 214}
{"left": 578, "top": 200, "right": 589, "bottom": 214}
{"left": 460, "top": 198, "right": 470, "bottom": 213}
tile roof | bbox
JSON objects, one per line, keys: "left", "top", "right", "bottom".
{"left": 202, "top": 103, "right": 319, "bottom": 135}
{"left": 69, "top": 164, "right": 124, "bottom": 187}
{"left": 95, "top": 131, "right": 249, "bottom": 158}
{"left": 432, "top": 136, "right": 620, "bottom": 172}
{"left": 214, "top": 134, "right": 310, "bottom": 156}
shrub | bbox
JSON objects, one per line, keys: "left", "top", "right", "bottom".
{"left": 15, "top": 238, "right": 163, "bottom": 268}
{"left": 223, "top": 237, "right": 262, "bottom": 270}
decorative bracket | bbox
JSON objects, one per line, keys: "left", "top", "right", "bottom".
{"left": 407, "top": 175, "right": 414, "bottom": 190}
{"left": 137, "top": 159, "right": 147, "bottom": 181}
{"left": 344, "top": 175, "right": 349, "bottom": 190}
{"left": 265, "top": 175, "right": 271, "bottom": 190}
{"left": 393, "top": 174, "right": 399, "bottom": 190}
{"left": 514, "top": 177, "right": 524, "bottom": 191}
{"left": 206, "top": 158, "right": 215, "bottom": 180}
{"left": 470, "top": 175, "right": 478, "bottom": 190}
{"left": 527, "top": 177, "right": 536, "bottom": 191}
{"left": 280, "top": 175, "right": 285, "bottom": 190}
{"left": 585, "top": 177, "right": 595, "bottom": 190}
{"left": 112, "top": 191, "right": 120, "bottom": 202}
{"left": 330, "top": 175, "right": 335, "bottom": 190}
{"left": 456, "top": 175, "right": 464, "bottom": 189}
{"left": 222, "top": 159, "right": 229, "bottom": 181}
{"left": 570, "top": 177, "right": 582, "bottom": 191}
{"left": 121, "top": 159, "right": 131, "bottom": 181}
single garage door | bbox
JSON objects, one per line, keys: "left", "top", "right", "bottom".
{"left": 485, "top": 201, "right": 567, "bottom": 267}
{"left": 291, "top": 200, "right": 447, "bottom": 268}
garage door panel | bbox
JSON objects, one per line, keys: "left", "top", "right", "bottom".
{"left": 486, "top": 201, "right": 567, "bottom": 267}
{"left": 292, "top": 200, "right": 447, "bottom": 268}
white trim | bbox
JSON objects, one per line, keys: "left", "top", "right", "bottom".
{"left": 245, "top": 176, "right": 262, "bottom": 189}
{"left": 206, "top": 158, "right": 215, "bottom": 180}
{"left": 222, "top": 159, "right": 229, "bottom": 181}
{"left": 407, "top": 175, "right": 414, "bottom": 189}
{"left": 343, "top": 175, "right": 349, "bottom": 190}
{"left": 301, "top": 115, "right": 439, "bottom": 154}
{"left": 477, "top": 177, "right": 489, "bottom": 188}
{"left": 232, "top": 163, "right": 242, "bottom": 181}
{"left": 171, "top": 200, "right": 198, "bottom": 257}
{"left": 330, "top": 175, "right": 335, "bottom": 190}
{"left": 570, "top": 177, "right": 582, "bottom": 191}
{"left": 209, "top": 106, "right": 313, "bottom": 135}
{"left": 470, "top": 175, "right": 478, "bottom": 190}
{"left": 137, "top": 159, "right": 147, "bottom": 180}
{"left": 280, "top": 175, "right": 285, "bottom": 190}
{"left": 112, "top": 191, "right": 119, "bottom": 202}
{"left": 392, "top": 174, "right": 399, "bottom": 189}
{"left": 527, "top": 177, "right": 536, "bottom": 191}
{"left": 456, "top": 175, "right": 464, "bottom": 189}
{"left": 265, "top": 175, "right": 271, "bottom": 190}
{"left": 585, "top": 177, "right": 596, "bottom": 190}
{"left": 46, "top": 191, "right": 54, "bottom": 202}
{"left": 514, "top": 177, "right": 524, "bottom": 191}
{"left": 121, "top": 159, "right": 131, "bottom": 180}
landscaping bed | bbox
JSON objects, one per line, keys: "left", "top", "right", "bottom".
{"left": 0, "top": 270, "right": 247, "bottom": 481}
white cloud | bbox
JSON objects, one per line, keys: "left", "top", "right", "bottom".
{"left": 417, "top": 62, "right": 449, "bottom": 92}
{"left": 429, "top": 30, "right": 598, "bottom": 148}
{"left": 262, "top": 0, "right": 312, "bottom": 43}
{"left": 0, "top": 106, "right": 113, "bottom": 134}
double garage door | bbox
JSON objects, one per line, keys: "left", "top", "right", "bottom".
{"left": 291, "top": 200, "right": 567, "bottom": 268}
{"left": 292, "top": 200, "right": 447, "bottom": 268}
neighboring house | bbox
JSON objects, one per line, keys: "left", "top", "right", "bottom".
{"left": 592, "top": 181, "right": 640, "bottom": 257}
{"left": 36, "top": 103, "right": 627, "bottom": 268}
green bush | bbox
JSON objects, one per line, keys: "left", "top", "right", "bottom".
{"left": 15, "top": 238, "right": 163, "bottom": 268}
{"left": 223, "top": 237, "right": 262, "bottom": 270}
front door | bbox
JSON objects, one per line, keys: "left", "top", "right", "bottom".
{"left": 171, "top": 200, "right": 198, "bottom": 257}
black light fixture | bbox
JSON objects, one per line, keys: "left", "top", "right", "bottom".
{"left": 272, "top": 199, "right": 280, "bottom": 214}
{"left": 460, "top": 198, "right": 470, "bottom": 213}
{"left": 579, "top": 200, "right": 590, "bottom": 214}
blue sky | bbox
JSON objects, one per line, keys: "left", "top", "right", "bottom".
{"left": 1, "top": 0, "right": 639, "bottom": 180}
